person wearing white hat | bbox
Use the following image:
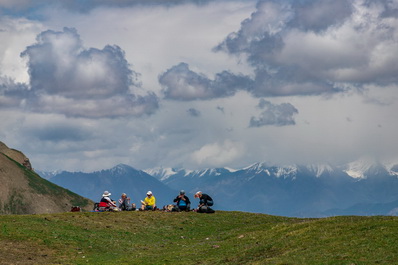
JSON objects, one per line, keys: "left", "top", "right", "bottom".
{"left": 98, "top": 190, "right": 117, "bottom": 210}
{"left": 140, "top": 191, "right": 156, "bottom": 211}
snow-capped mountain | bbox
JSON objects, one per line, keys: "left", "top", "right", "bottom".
{"left": 144, "top": 167, "right": 180, "bottom": 181}
{"left": 35, "top": 169, "right": 63, "bottom": 180}
{"left": 306, "top": 164, "right": 334, "bottom": 178}
{"left": 343, "top": 157, "right": 394, "bottom": 179}
{"left": 40, "top": 158, "right": 398, "bottom": 217}
{"left": 146, "top": 159, "right": 398, "bottom": 217}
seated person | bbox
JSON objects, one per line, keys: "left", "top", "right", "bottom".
{"left": 194, "top": 191, "right": 215, "bottom": 213}
{"left": 140, "top": 191, "right": 156, "bottom": 211}
{"left": 173, "top": 190, "right": 191, "bottom": 211}
{"left": 99, "top": 191, "right": 117, "bottom": 211}
{"left": 118, "top": 193, "right": 136, "bottom": 211}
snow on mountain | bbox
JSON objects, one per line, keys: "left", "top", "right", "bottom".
{"left": 144, "top": 167, "right": 179, "bottom": 181}
{"left": 36, "top": 169, "right": 63, "bottom": 180}
{"left": 224, "top": 167, "right": 238, "bottom": 173}
{"left": 109, "top": 164, "right": 134, "bottom": 175}
{"left": 275, "top": 165, "right": 298, "bottom": 179}
{"left": 383, "top": 161, "right": 398, "bottom": 177}
{"left": 37, "top": 157, "right": 398, "bottom": 217}
{"left": 389, "top": 165, "right": 398, "bottom": 176}
{"left": 242, "top": 163, "right": 299, "bottom": 179}
{"left": 306, "top": 164, "right": 334, "bottom": 177}
{"left": 243, "top": 162, "right": 268, "bottom": 173}
{"left": 343, "top": 157, "right": 378, "bottom": 179}
{"left": 343, "top": 157, "right": 395, "bottom": 179}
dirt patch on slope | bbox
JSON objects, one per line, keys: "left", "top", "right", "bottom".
{"left": 0, "top": 240, "right": 58, "bottom": 265}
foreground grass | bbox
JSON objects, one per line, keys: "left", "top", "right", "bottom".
{"left": 0, "top": 211, "right": 397, "bottom": 264}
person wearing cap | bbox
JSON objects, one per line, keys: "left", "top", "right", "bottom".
{"left": 140, "top": 191, "right": 156, "bottom": 211}
{"left": 173, "top": 190, "right": 191, "bottom": 212}
{"left": 99, "top": 191, "right": 117, "bottom": 210}
{"left": 194, "top": 191, "right": 214, "bottom": 213}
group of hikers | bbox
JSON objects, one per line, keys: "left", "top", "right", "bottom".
{"left": 96, "top": 190, "right": 215, "bottom": 213}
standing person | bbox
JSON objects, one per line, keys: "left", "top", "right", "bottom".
{"left": 194, "top": 191, "right": 215, "bottom": 213}
{"left": 118, "top": 193, "right": 136, "bottom": 211}
{"left": 140, "top": 191, "right": 156, "bottom": 211}
{"left": 98, "top": 191, "right": 117, "bottom": 211}
{"left": 173, "top": 190, "right": 191, "bottom": 211}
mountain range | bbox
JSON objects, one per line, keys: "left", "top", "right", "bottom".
{"left": 40, "top": 158, "right": 398, "bottom": 217}
{"left": 42, "top": 164, "right": 177, "bottom": 207}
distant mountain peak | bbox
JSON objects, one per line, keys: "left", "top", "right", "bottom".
{"left": 109, "top": 164, "right": 134, "bottom": 174}
{"left": 243, "top": 162, "right": 269, "bottom": 172}
{"left": 306, "top": 164, "right": 334, "bottom": 177}
{"left": 343, "top": 157, "right": 387, "bottom": 179}
{"left": 144, "top": 167, "right": 179, "bottom": 181}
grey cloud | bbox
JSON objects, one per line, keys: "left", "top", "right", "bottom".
{"left": 21, "top": 28, "right": 139, "bottom": 100}
{"left": 159, "top": 62, "right": 253, "bottom": 101}
{"left": 0, "top": 77, "right": 29, "bottom": 107}
{"left": 0, "top": 0, "right": 212, "bottom": 16}
{"left": 0, "top": 27, "right": 159, "bottom": 118}
{"left": 215, "top": 0, "right": 398, "bottom": 97}
{"left": 249, "top": 99, "right": 298, "bottom": 127}
{"left": 26, "top": 92, "right": 159, "bottom": 119}
{"left": 187, "top": 108, "right": 200, "bottom": 117}
{"left": 25, "top": 123, "right": 91, "bottom": 142}
{"left": 252, "top": 68, "right": 340, "bottom": 97}
{"left": 290, "top": 0, "right": 353, "bottom": 32}
{"left": 214, "top": 1, "right": 291, "bottom": 60}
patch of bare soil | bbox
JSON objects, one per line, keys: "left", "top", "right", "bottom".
{"left": 0, "top": 240, "right": 59, "bottom": 265}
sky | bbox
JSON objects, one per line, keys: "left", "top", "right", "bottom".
{"left": 0, "top": 0, "right": 397, "bottom": 172}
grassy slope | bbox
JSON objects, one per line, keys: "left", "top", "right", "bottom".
{"left": 0, "top": 211, "right": 397, "bottom": 264}
{"left": 0, "top": 154, "right": 92, "bottom": 214}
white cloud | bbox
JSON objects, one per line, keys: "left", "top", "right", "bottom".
{"left": 191, "top": 140, "right": 245, "bottom": 168}
{"left": 1, "top": 27, "right": 159, "bottom": 118}
{"left": 1, "top": 0, "right": 397, "bottom": 173}
{"left": 217, "top": 0, "right": 398, "bottom": 96}
{"left": 0, "top": 17, "right": 43, "bottom": 83}
{"left": 41, "top": 2, "right": 256, "bottom": 93}
{"left": 249, "top": 99, "right": 298, "bottom": 127}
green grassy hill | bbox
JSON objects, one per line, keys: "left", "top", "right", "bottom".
{"left": 1, "top": 211, "right": 397, "bottom": 264}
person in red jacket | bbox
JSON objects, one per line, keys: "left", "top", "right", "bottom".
{"left": 99, "top": 191, "right": 117, "bottom": 210}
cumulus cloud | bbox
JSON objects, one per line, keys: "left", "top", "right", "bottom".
{"left": 0, "top": 27, "right": 158, "bottom": 118}
{"left": 249, "top": 99, "right": 298, "bottom": 127}
{"left": 159, "top": 62, "right": 253, "bottom": 100}
{"left": 215, "top": 0, "right": 398, "bottom": 97}
{"left": 191, "top": 139, "right": 245, "bottom": 167}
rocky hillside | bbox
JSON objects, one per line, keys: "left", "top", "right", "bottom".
{"left": 0, "top": 141, "right": 92, "bottom": 214}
